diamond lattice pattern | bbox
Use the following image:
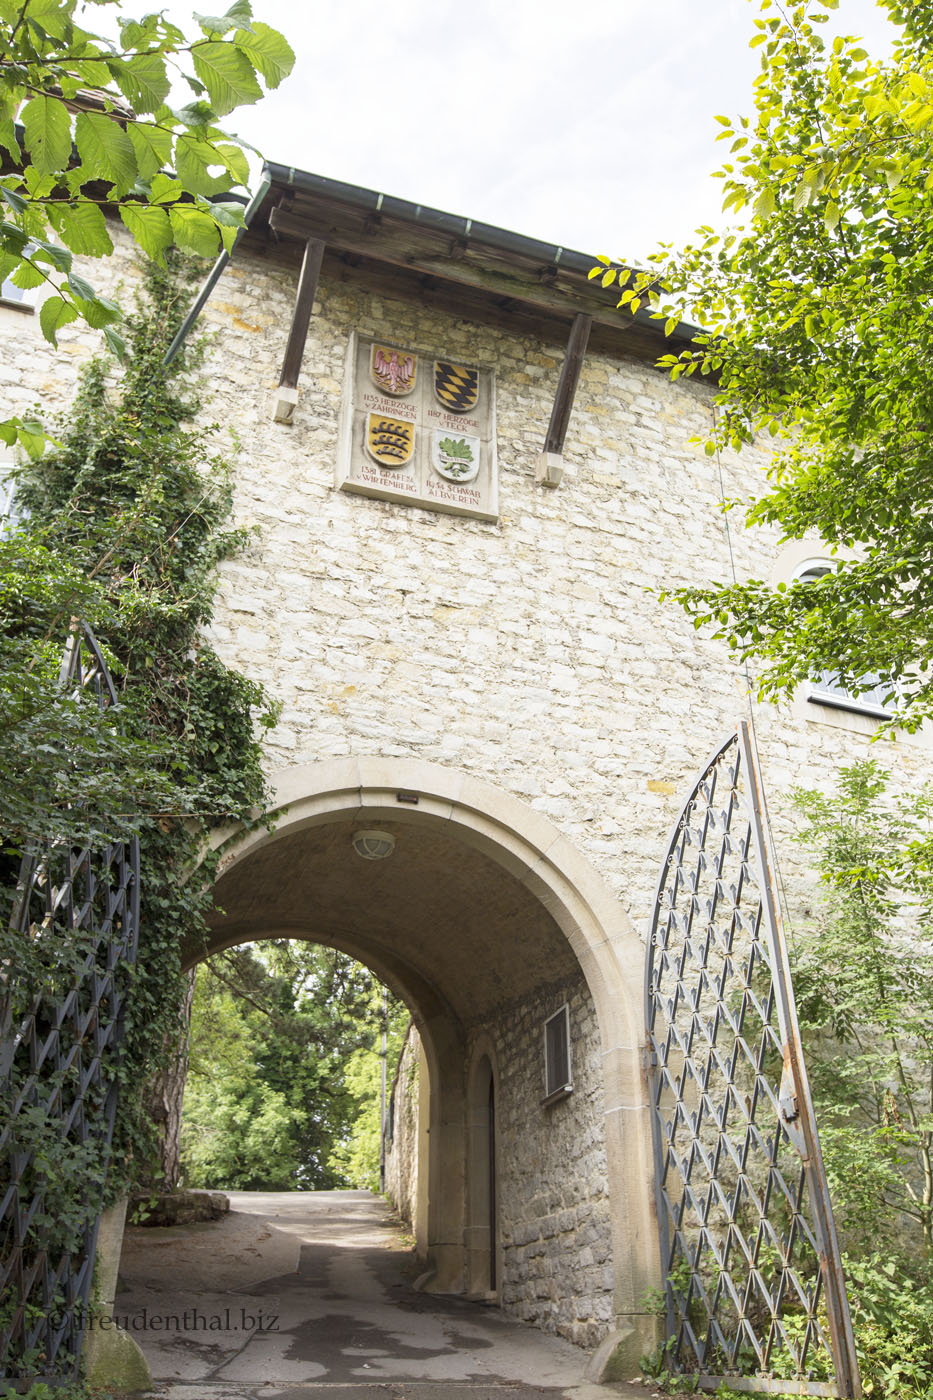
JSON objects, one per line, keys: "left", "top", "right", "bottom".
{"left": 646, "top": 735, "right": 835, "bottom": 1389}
{"left": 0, "top": 629, "right": 139, "bottom": 1384}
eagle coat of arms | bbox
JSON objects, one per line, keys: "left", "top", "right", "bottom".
{"left": 371, "top": 344, "right": 417, "bottom": 396}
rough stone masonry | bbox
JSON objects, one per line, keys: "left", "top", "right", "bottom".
{"left": 4, "top": 177, "right": 931, "bottom": 1365}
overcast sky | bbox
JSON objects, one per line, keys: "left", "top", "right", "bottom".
{"left": 154, "top": 0, "right": 897, "bottom": 264}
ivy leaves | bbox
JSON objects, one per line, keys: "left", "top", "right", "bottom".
{"left": 0, "top": 0, "right": 294, "bottom": 456}
{"left": 1, "top": 258, "right": 281, "bottom": 1250}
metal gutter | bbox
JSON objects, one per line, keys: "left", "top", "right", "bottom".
{"left": 264, "top": 163, "right": 701, "bottom": 343}
{"left": 162, "top": 173, "right": 272, "bottom": 366}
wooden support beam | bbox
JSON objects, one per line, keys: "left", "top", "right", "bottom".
{"left": 535, "top": 313, "right": 593, "bottom": 486}
{"left": 279, "top": 235, "right": 325, "bottom": 390}
{"left": 544, "top": 312, "right": 592, "bottom": 455}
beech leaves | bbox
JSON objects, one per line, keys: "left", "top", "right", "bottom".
{"left": 0, "top": 0, "right": 294, "bottom": 451}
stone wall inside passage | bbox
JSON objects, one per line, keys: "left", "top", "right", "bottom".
{"left": 474, "top": 973, "right": 612, "bottom": 1349}
{"left": 385, "top": 972, "right": 612, "bottom": 1349}
{"left": 384, "top": 1025, "right": 420, "bottom": 1234}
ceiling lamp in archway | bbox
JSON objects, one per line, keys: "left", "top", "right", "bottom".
{"left": 351, "top": 830, "right": 396, "bottom": 861}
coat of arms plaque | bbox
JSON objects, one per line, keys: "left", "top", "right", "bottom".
{"left": 366, "top": 414, "right": 414, "bottom": 467}
{"left": 338, "top": 334, "right": 498, "bottom": 521}
{"left": 371, "top": 345, "right": 417, "bottom": 396}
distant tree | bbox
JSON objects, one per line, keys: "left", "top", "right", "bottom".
{"left": 0, "top": 0, "right": 293, "bottom": 453}
{"left": 791, "top": 761, "right": 933, "bottom": 1253}
{"left": 180, "top": 942, "right": 407, "bottom": 1191}
{"left": 788, "top": 760, "right": 933, "bottom": 1395}
{"left": 179, "top": 960, "right": 302, "bottom": 1189}
{"left": 328, "top": 998, "right": 409, "bottom": 1192}
{"left": 595, "top": 0, "right": 933, "bottom": 731}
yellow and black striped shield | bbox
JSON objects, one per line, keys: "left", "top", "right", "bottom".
{"left": 365, "top": 413, "right": 414, "bottom": 468}
{"left": 433, "top": 360, "right": 480, "bottom": 413}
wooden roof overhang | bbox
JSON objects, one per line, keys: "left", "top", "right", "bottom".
{"left": 249, "top": 165, "right": 696, "bottom": 360}
{"left": 175, "top": 165, "right": 702, "bottom": 467}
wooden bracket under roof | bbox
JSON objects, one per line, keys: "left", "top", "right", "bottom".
{"left": 166, "top": 166, "right": 701, "bottom": 384}
{"left": 536, "top": 313, "right": 593, "bottom": 488}
{"left": 257, "top": 170, "right": 698, "bottom": 437}
{"left": 270, "top": 210, "right": 325, "bottom": 422}
{"left": 264, "top": 202, "right": 639, "bottom": 346}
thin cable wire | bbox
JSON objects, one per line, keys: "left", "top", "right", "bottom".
{"left": 711, "top": 403, "right": 798, "bottom": 951}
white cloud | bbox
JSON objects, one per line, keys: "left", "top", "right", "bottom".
{"left": 119, "top": 0, "right": 900, "bottom": 258}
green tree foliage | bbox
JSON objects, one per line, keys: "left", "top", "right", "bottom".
{"left": 1, "top": 253, "right": 277, "bottom": 1224}
{"left": 0, "top": 537, "right": 167, "bottom": 863}
{"left": 180, "top": 942, "right": 407, "bottom": 1191}
{"left": 0, "top": 0, "right": 294, "bottom": 452}
{"left": 790, "top": 761, "right": 933, "bottom": 1394}
{"left": 594, "top": 0, "right": 933, "bottom": 730}
{"left": 328, "top": 998, "right": 409, "bottom": 1192}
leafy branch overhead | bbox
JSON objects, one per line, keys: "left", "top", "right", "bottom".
{"left": 0, "top": 0, "right": 293, "bottom": 393}
{"left": 591, "top": 0, "right": 933, "bottom": 733}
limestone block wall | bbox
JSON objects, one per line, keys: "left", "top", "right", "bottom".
{"left": 5, "top": 228, "right": 930, "bottom": 945}
{"left": 472, "top": 973, "right": 612, "bottom": 1349}
{"left": 384, "top": 1024, "right": 420, "bottom": 1232}
{"left": 385, "top": 973, "right": 611, "bottom": 1348}
{"left": 186, "top": 244, "right": 933, "bottom": 943}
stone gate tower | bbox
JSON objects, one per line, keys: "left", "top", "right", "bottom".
{"left": 4, "top": 165, "right": 929, "bottom": 1379}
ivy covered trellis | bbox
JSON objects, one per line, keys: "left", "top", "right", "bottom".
{"left": 0, "top": 625, "right": 141, "bottom": 1383}
{"left": 0, "top": 255, "right": 277, "bottom": 1385}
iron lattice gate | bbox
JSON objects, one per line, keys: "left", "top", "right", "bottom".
{"left": 0, "top": 624, "right": 140, "bottom": 1387}
{"left": 645, "top": 723, "right": 861, "bottom": 1397}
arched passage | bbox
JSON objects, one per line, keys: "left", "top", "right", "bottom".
{"left": 197, "top": 757, "right": 659, "bottom": 1366}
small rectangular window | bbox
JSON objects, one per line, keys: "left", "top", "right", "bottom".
{"left": 543, "top": 1004, "right": 572, "bottom": 1103}
{"left": 1, "top": 274, "right": 35, "bottom": 313}
{"left": 807, "top": 670, "right": 893, "bottom": 719}
{"left": 798, "top": 564, "right": 893, "bottom": 719}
